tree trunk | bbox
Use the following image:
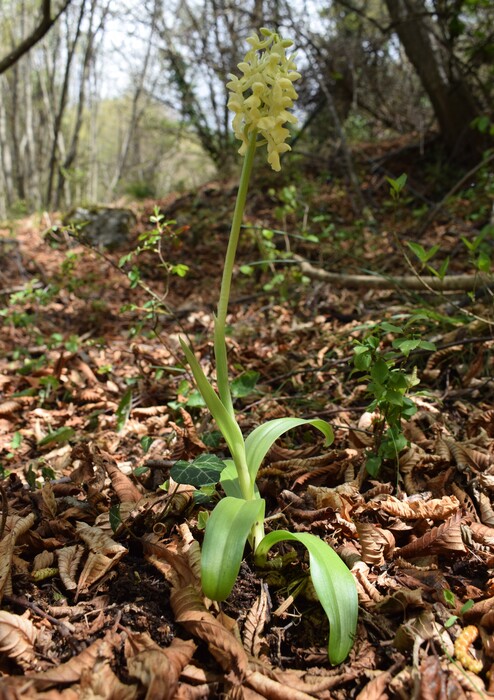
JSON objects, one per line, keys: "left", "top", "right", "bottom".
{"left": 384, "top": 0, "right": 482, "bottom": 160}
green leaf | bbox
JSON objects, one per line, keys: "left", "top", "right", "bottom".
{"left": 477, "top": 251, "right": 491, "bottom": 272}
{"left": 406, "top": 242, "right": 439, "bottom": 264}
{"left": 353, "top": 347, "right": 372, "bottom": 371}
{"left": 38, "top": 426, "right": 75, "bottom": 446}
{"left": 11, "top": 432, "right": 22, "bottom": 449}
{"left": 171, "top": 454, "right": 225, "bottom": 487}
{"left": 370, "top": 358, "right": 389, "bottom": 383}
{"left": 380, "top": 322, "right": 403, "bottom": 333}
{"left": 255, "top": 531, "right": 358, "bottom": 665}
{"left": 220, "top": 459, "right": 261, "bottom": 499}
{"left": 460, "top": 599, "right": 474, "bottom": 614}
{"left": 140, "top": 436, "right": 154, "bottom": 453}
{"left": 392, "top": 338, "right": 421, "bottom": 356}
{"left": 245, "top": 417, "right": 334, "bottom": 485}
{"left": 171, "top": 263, "right": 189, "bottom": 277}
{"left": 109, "top": 505, "right": 122, "bottom": 533}
{"left": 437, "top": 256, "right": 450, "bottom": 279}
{"left": 116, "top": 388, "right": 132, "bottom": 432}
{"left": 365, "top": 453, "right": 382, "bottom": 476}
{"left": 180, "top": 339, "right": 246, "bottom": 464}
{"left": 443, "top": 589, "right": 455, "bottom": 607}
{"left": 231, "top": 371, "right": 260, "bottom": 398}
{"left": 133, "top": 466, "right": 149, "bottom": 477}
{"left": 201, "top": 496, "right": 265, "bottom": 601}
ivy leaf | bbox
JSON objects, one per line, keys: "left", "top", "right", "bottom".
{"left": 171, "top": 453, "right": 225, "bottom": 487}
{"left": 231, "top": 370, "right": 260, "bottom": 398}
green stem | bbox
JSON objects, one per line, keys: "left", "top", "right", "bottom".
{"left": 214, "top": 131, "right": 257, "bottom": 417}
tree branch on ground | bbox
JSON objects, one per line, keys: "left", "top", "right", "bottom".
{"left": 0, "top": 0, "right": 73, "bottom": 75}
{"left": 293, "top": 255, "right": 493, "bottom": 292}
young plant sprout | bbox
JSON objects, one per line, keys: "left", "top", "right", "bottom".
{"left": 180, "top": 28, "right": 358, "bottom": 665}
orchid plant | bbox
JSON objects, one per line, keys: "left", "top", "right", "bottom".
{"left": 180, "top": 29, "right": 358, "bottom": 665}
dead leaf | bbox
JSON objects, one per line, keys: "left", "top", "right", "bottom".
{"left": 0, "top": 610, "right": 37, "bottom": 665}
{"left": 125, "top": 632, "right": 196, "bottom": 700}
{"left": 27, "top": 631, "right": 120, "bottom": 689}
{"left": 0, "top": 513, "right": 36, "bottom": 603}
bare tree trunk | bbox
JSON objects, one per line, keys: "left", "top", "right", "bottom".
{"left": 45, "top": 0, "right": 87, "bottom": 208}
{"left": 22, "top": 49, "right": 41, "bottom": 209}
{"left": 105, "top": 0, "right": 158, "bottom": 199}
{"left": 384, "top": 0, "right": 482, "bottom": 159}
{"left": 0, "top": 77, "right": 15, "bottom": 211}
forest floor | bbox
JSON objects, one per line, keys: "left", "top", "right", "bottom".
{"left": 0, "top": 142, "right": 493, "bottom": 699}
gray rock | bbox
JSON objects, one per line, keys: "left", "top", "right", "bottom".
{"left": 63, "top": 206, "right": 136, "bottom": 249}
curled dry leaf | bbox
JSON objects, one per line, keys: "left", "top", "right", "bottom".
{"left": 27, "top": 631, "right": 120, "bottom": 689}
{"left": 355, "top": 521, "right": 395, "bottom": 567}
{"left": 40, "top": 482, "right": 57, "bottom": 519}
{"left": 397, "top": 511, "right": 466, "bottom": 559}
{"left": 76, "top": 521, "right": 127, "bottom": 556}
{"left": 170, "top": 584, "right": 250, "bottom": 677}
{"left": 0, "top": 513, "right": 36, "bottom": 603}
{"left": 76, "top": 550, "right": 121, "bottom": 594}
{"left": 33, "top": 550, "right": 55, "bottom": 572}
{"left": 0, "top": 399, "right": 22, "bottom": 417}
{"left": 79, "top": 658, "right": 138, "bottom": 700}
{"left": 366, "top": 494, "right": 460, "bottom": 520}
{"left": 57, "top": 544, "right": 85, "bottom": 590}
{"left": 242, "top": 584, "right": 271, "bottom": 657}
{"left": 75, "top": 522, "right": 127, "bottom": 594}
{"left": 476, "top": 491, "right": 494, "bottom": 527}
{"left": 96, "top": 448, "right": 142, "bottom": 504}
{"left": 125, "top": 631, "right": 196, "bottom": 700}
{"left": 0, "top": 610, "right": 37, "bottom": 665}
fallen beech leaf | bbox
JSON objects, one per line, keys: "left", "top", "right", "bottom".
{"left": 96, "top": 448, "right": 142, "bottom": 504}
{"left": 80, "top": 658, "right": 138, "bottom": 700}
{"left": 57, "top": 544, "right": 84, "bottom": 590}
{"left": 355, "top": 521, "right": 395, "bottom": 566}
{"left": 0, "top": 513, "right": 36, "bottom": 603}
{"left": 396, "top": 511, "right": 465, "bottom": 558}
{"left": 76, "top": 551, "right": 122, "bottom": 594}
{"left": 0, "top": 610, "right": 37, "bottom": 665}
{"left": 125, "top": 632, "right": 196, "bottom": 700}
{"left": 366, "top": 494, "right": 460, "bottom": 520}
{"left": 27, "top": 632, "right": 119, "bottom": 688}
{"left": 171, "top": 584, "right": 250, "bottom": 677}
{"left": 243, "top": 584, "right": 271, "bottom": 657}
{"left": 76, "top": 521, "right": 127, "bottom": 556}
{"left": 418, "top": 656, "right": 446, "bottom": 700}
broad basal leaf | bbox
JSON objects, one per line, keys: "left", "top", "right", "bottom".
{"left": 255, "top": 530, "right": 358, "bottom": 665}
{"left": 180, "top": 339, "right": 246, "bottom": 462}
{"left": 201, "top": 497, "right": 265, "bottom": 601}
{"left": 244, "top": 417, "right": 334, "bottom": 484}
{"left": 220, "top": 459, "right": 260, "bottom": 499}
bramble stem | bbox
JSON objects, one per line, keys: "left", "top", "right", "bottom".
{"left": 214, "top": 131, "right": 257, "bottom": 418}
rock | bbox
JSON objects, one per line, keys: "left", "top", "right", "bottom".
{"left": 63, "top": 206, "right": 136, "bottom": 249}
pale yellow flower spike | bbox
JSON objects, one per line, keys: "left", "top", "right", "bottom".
{"left": 227, "top": 28, "right": 301, "bottom": 171}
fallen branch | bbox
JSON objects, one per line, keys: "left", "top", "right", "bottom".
{"left": 293, "top": 255, "right": 492, "bottom": 292}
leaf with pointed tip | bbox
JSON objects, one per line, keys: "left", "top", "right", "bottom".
{"left": 201, "top": 496, "right": 265, "bottom": 601}
{"left": 244, "top": 417, "right": 334, "bottom": 484}
{"left": 180, "top": 339, "right": 245, "bottom": 462}
{"left": 255, "top": 530, "right": 358, "bottom": 665}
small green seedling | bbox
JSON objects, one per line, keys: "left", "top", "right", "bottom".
{"left": 443, "top": 589, "right": 474, "bottom": 628}
{"left": 178, "top": 29, "right": 358, "bottom": 665}
{"left": 352, "top": 317, "right": 435, "bottom": 476}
